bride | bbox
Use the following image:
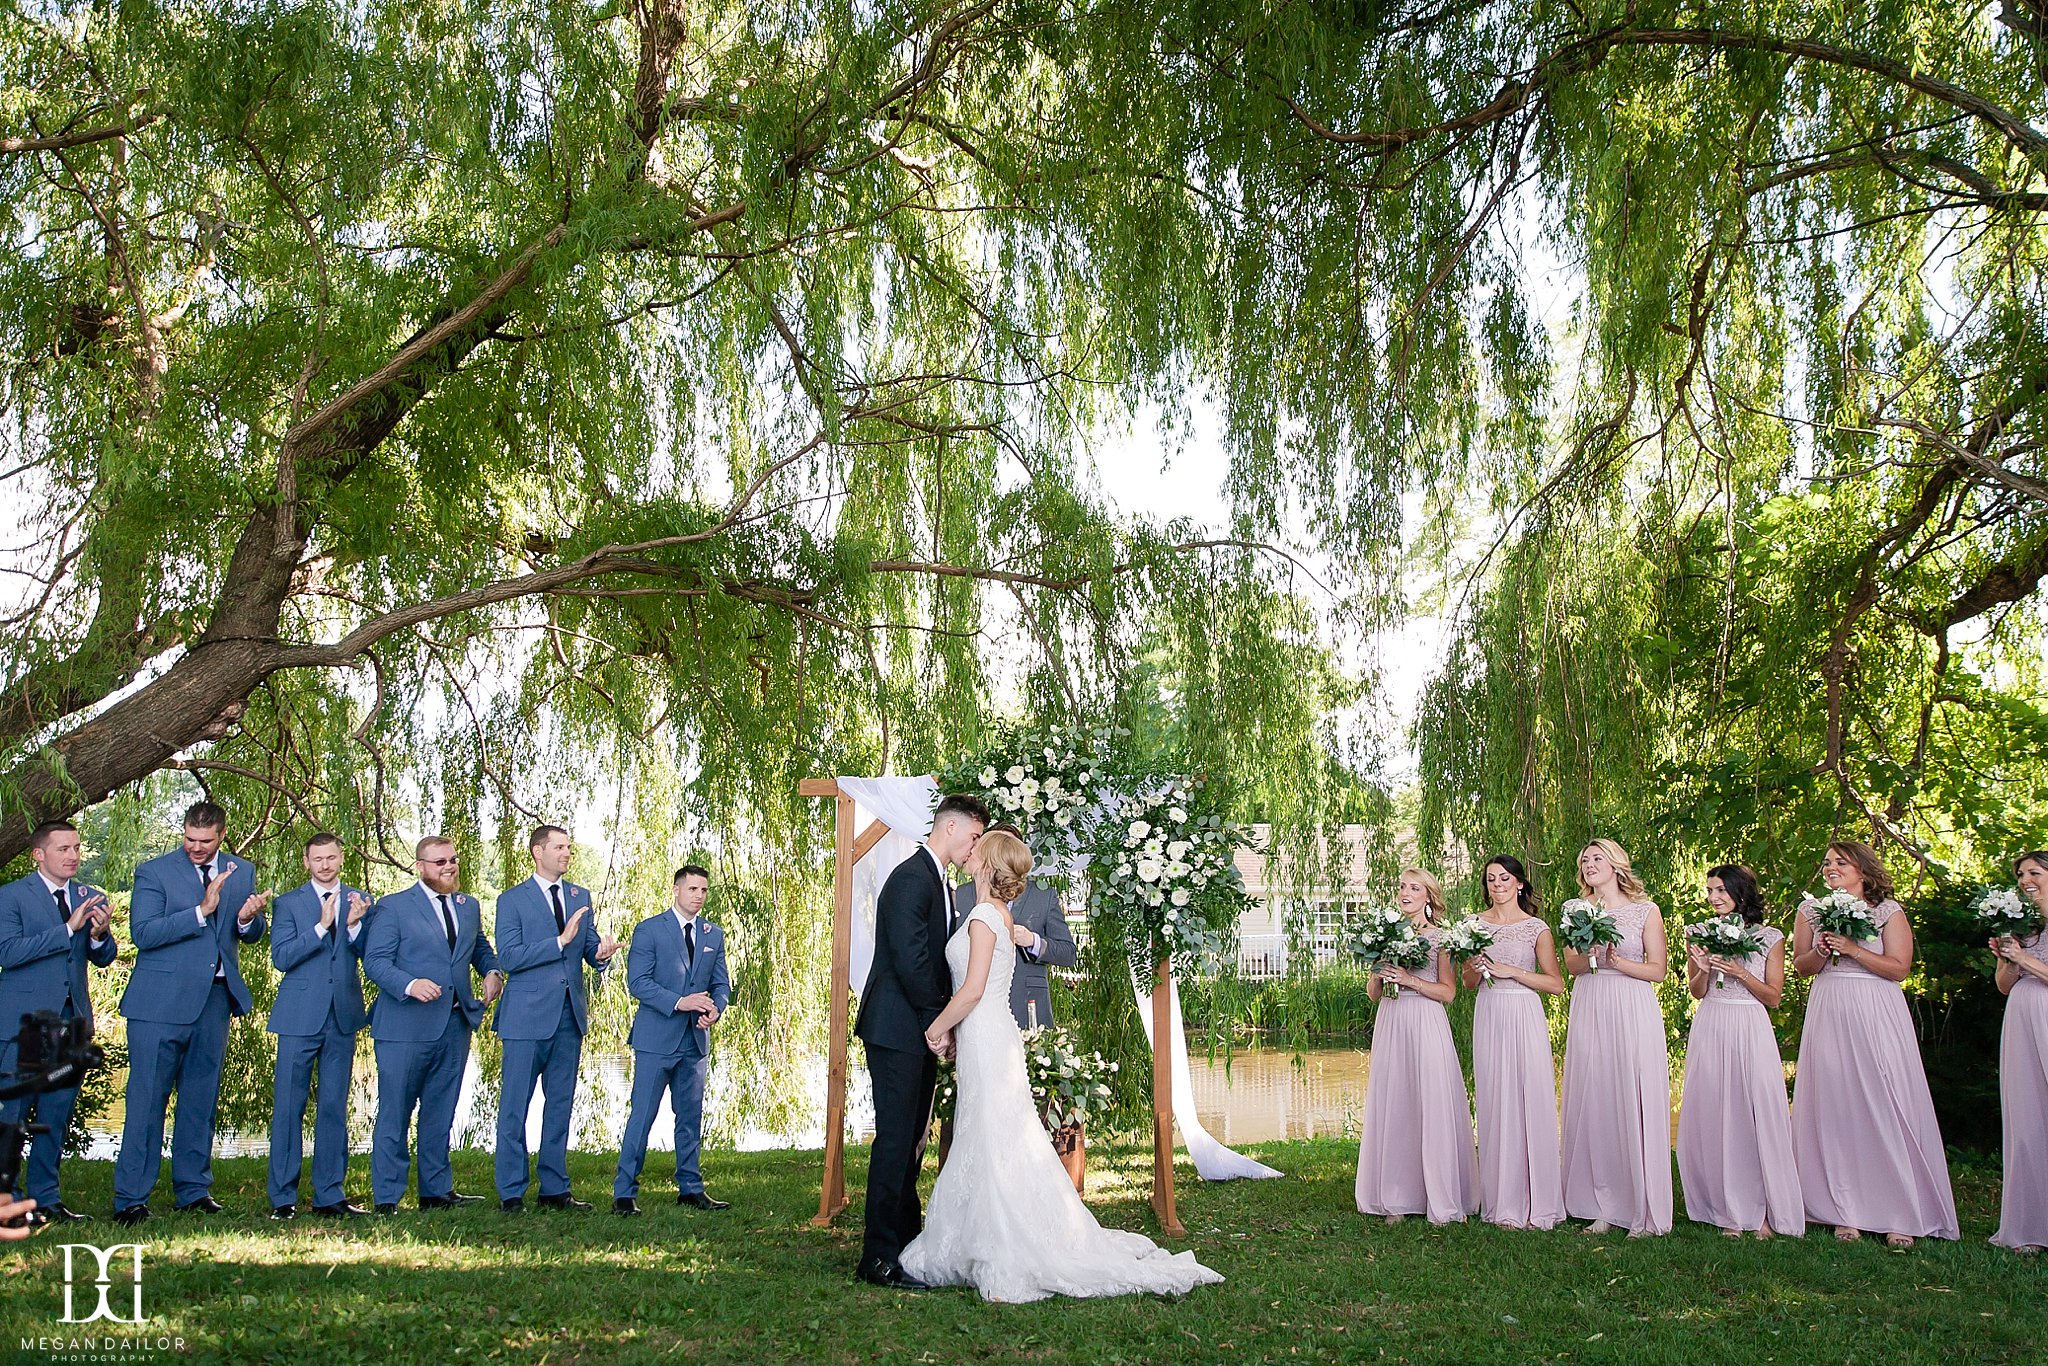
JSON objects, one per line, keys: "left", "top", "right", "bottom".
{"left": 897, "top": 828, "right": 1223, "bottom": 1302}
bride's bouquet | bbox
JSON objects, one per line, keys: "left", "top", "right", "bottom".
{"left": 1559, "top": 899, "right": 1623, "bottom": 971}
{"left": 1346, "top": 907, "right": 1432, "bottom": 998}
{"left": 1808, "top": 888, "right": 1878, "bottom": 963}
{"left": 1439, "top": 916, "right": 1497, "bottom": 983}
{"left": 1973, "top": 886, "right": 2037, "bottom": 942}
{"left": 1685, "top": 914, "right": 1766, "bottom": 990}
{"left": 1021, "top": 1024, "right": 1118, "bottom": 1133}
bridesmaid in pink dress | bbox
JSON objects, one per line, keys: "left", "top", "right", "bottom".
{"left": 1461, "top": 854, "right": 1566, "bottom": 1230}
{"left": 1791, "top": 840, "right": 1958, "bottom": 1248}
{"left": 1676, "top": 864, "right": 1803, "bottom": 1238}
{"left": 1356, "top": 867, "right": 1479, "bottom": 1225}
{"left": 1990, "top": 850, "right": 2048, "bottom": 1253}
{"left": 1559, "top": 838, "right": 1674, "bottom": 1236}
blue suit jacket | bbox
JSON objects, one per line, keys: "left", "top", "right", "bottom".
{"left": 266, "top": 881, "right": 370, "bottom": 1036}
{"left": 363, "top": 885, "right": 499, "bottom": 1042}
{"left": 120, "top": 848, "right": 267, "bottom": 1024}
{"left": 0, "top": 872, "right": 118, "bottom": 1040}
{"left": 626, "top": 911, "right": 730, "bottom": 1058}
{"left": 491, "top": 878, "right": 609, "bottom": 1040}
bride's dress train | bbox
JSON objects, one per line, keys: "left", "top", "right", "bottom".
{"left": 898, "top": 902, "right": 1223, "bottom": 1303}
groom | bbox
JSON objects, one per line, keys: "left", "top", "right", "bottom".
{"left": 853, "top": 792, "right": 988, "bottom": 1289}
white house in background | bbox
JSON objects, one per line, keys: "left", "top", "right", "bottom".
{"left": 1228, "top": 824, "right": 1380, "bottom": 979}
{"left": 1060, "top": 823, "right": 1384, "bottom": 981}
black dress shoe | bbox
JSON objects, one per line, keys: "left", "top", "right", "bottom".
{"left": 30, "top": 1202, "right": 90, "bottom": 1225}
{"left": 270, "top": 1205, "right": 297, "bottom": 1220}
{"left": 855, "top": 1258, "right": 931, "bottom": 1290}
{"left": 677, "top": 1191, "right": 730, "bottom": 1210}
{"left": 372, "top": 1203, "right": 398, "bottom": 1215}
{"left": 537, "top": 1192, "right": 591, "bottom": 1211}
{"left": 500, "top": 1198, "right": 525, "bottom": 1212}
{"left": 112, "top": 1205, "right": 151, "bottom": 1227}
{"left": 175, "top": 1196, "right": 226, "bottom": 1215}
{"left": 418, "top": 1192, "right": 483, "bottom": 1209}
{"left": 613, "top": 1198, "right": 642, "bottom": 1216}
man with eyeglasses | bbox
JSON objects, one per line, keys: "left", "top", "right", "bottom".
{"left": 363, "top": 836, "right": 503, "bottom": 1212}
{"left": 113, "top": 801, "right": 270, "bottom": 1225}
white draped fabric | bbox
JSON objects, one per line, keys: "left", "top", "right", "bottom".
{"left": 1134, "top": 971, "right": 1286, "bottom": 1180}
{"left": 834, "top": 773, "right": 1282, "bottom": 1182}
{"left": 834, "top": 774, "right": 940, "bottom": 1000}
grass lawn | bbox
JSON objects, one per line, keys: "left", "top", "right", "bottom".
{"left": 3, "top": 1138, "right": 2042, "bottom": 1364}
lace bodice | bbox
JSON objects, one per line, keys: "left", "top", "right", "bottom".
{"left": 1691, "top": 923, "right": 1783, "bottom": 1005}
{"left": 946, "top": 902, "right": 1016, "bottom": 1035}
{"left": 1595, "top": 900, "right": 1657, "bottom": 963}
{"left": 1798, "top": 896, "right": 1903, "bottom": 980}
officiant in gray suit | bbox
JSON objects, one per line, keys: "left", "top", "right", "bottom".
{"left": 952, "top": 822, "right": 1078, "bottom": 1030}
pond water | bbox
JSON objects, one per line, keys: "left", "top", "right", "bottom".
{"left": 79, "top": 1042, "right": 1376, "bottom": 1158}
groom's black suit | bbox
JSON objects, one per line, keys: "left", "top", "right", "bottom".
{"left": 854, "top": 846, "right": 954, "bottom": 1271}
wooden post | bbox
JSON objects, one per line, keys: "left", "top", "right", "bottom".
{"left": 809, "top": 780, "right": 854, "bottom": 1227}
{"left": 1149, "top": 955, "right": 1185, "bottom": 1237}
{"left": 803, "top": 777, "right": 899, "bottom": 1229}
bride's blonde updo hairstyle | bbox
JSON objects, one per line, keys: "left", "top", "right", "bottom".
{"left": 977, "top": 829, "right": 1032, "bottom": 903}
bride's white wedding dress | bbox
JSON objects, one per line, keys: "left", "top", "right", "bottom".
{"left": 898, "top": 902, "right": 1223, "bottom": 1303}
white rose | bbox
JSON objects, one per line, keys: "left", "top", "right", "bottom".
{"left": 1023, "top": 795, "right": 1044, "bottom": 814}
{"left": 1169, "top": 807, "right": 1187, "bottom": 823}
{"left": 1005, "top": 765, "right": 1026, "bottom": 785}
{"left": 1171, "top": 888, "right": 1190, "bottom": 907}
{"left": 1043, "top": 777, "right": 1062, "bottom": 795}
{"left": 1129, "top": 820, "right": 1151, "bottom": 840}
{"left": 1167, "top": 840, "right": 1191, "bottom": 861}
{"left": 1136, "top": 857, "right": 1164, "bottom": 883}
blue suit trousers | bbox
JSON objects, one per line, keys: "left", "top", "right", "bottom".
{"left": 114, "top": 980, "right": 233, "bottom": 1208}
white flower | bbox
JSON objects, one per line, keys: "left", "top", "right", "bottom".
{"left": 1043, "top": 776, "right": 1062, "bottom": 796}
{"left": 1054, "top": 808, "right": 1072, "bottom": 827}
{"left": 1167, "top": 840, "right": 1191, "bottom": 861}
{"left": 1169, "top": 806, "right": 1187, "bottom": 824}
{"left": 1005, "top": 765, "right": 1026, "bottom": 785}
{"left": 1167, "top": 860, "right": 1190, "bottom": 879}
{"left": 1171, "top": 887, "right": 1190, "bottom": 907}
{"left": 1129, "top": 820, "right": 1151, "bottom": 841}
{"left": 1146, "top": 888, "right": 1164, "bottom": 906}
{"left": 1022, "top": 795, "right": 1044, "bottom": 814}
{"left": 1020, "top": 777, "right": 1040, "bottom": 796}
{"left": 979, "top": 766, "right": 998, "bottom": 787}
{"left": 1136, "top": 857, "right": 1164, "bottom": 883}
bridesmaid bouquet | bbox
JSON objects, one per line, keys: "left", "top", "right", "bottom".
{"left": 1439, "top": 916, "right": 1497, "bottom": 983}
{"left": 1809, "top": 889, "right": 1878, "bottom": 963}
{"left": 1973, "top": 886, "right": 2036, "bottom": 940}
{"left": 1685, "top": 914, "right": 1765, "bottom": 990}
{"left": 1347, "top": 908, "right": 1432, "bottom": 997}
{"left": 1558, "top": 899, "right": 1622, "bottom": 971}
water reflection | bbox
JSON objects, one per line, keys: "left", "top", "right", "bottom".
{"left": 82, "top": 1044, "right": 1367, "bottom": 1156}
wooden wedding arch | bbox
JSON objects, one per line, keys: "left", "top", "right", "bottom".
{"left": 800, "top": 777, "right": 1185, "bottom": 1238}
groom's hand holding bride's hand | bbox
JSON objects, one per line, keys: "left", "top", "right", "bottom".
{"left": 924, "top": 1026, "right": 954, "bottom": 1060}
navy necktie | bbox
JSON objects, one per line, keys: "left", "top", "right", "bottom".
{"left": 684, "top": 919, "right": 696, "bottom": 968}
{"left": 550, "top": 883, "right": 566, "bottom": 934}
{"left": 54, "top": 885, "right": 68, "bottom": 923}
{"left": 437, "top": 893, "right": 457, "bottom": 950}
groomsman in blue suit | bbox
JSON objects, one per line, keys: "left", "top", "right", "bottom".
{"left": 363, "top": 835, "right": 503, "bottom": 1212}
{"left": 612, "top": 864, "right": 731, "bottom": 1215}
{"left": 493, "top": 824, "right": 619, "bottom": 1211}
{"left": 265, "top": 832, "right": 372, "bottom": 1219}
{"left": 0, "top": 820, "right": 117, "bottom": 1226}
{"left": 113, "top": 801, "right": 270, "bottom": 1225}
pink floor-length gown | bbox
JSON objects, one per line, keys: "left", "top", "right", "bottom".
{"left": 1560, "top": 900, "right": 1674, "bottom": 1234}
{"left": 1791, "top": 897, "right": 1958, "bottom": 1239}
{"left": 1355, "top": 927, "right": 1479, "bottom": 1224}
{"left": 1993, "top": 927, "right": 2048, "bottom": 1250}
{"left": 1471, "top": 915, "right": 1564, "bottom": 1230}
{"left": 1675, "top": 925, "right": 1804, "bottom": 1234}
